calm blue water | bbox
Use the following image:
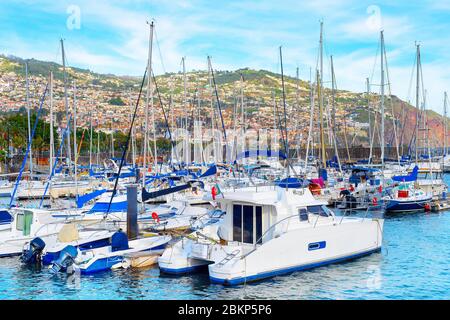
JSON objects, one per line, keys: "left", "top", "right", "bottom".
{"left": 1, "top": 179, "right": 449, "bottom": 300}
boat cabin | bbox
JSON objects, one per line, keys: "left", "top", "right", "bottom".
{"left": 215, "top": 187, "right": 332, "bottom": 246}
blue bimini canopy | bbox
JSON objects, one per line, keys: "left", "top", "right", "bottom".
{"left": 276, "top": 177, "right": 307, "bottom": 188}
{"left": 90, "top": 197, "right": 127, "bottom": 213}
{"left": 0, "top": 210, "right": 13, "bottom": 226}
{"left": 392, "top": 165, "right": 418, "bottom": 182}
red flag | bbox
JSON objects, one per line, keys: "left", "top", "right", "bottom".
{"left": 211, "top": 186, "right": 217, "bottom": 200}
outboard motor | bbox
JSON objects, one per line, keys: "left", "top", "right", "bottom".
{"left": 49, "top": 245, "right": 78, "bottom": 274}
{"left": 345, "top": 195, "right": 358, "bottom": 209}
{"left": 20, "top": 237, "right": 46, "bottom": 264}
{"left": 111, "top": 230, "right": 129, "bottom": 252}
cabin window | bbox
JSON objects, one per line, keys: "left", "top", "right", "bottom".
{"left": 307, "top": 205, "right": 329, "bottom": 217}
{"left": 232, "top": 205, "right": 242, "bottom": 242}
{"left": 16, "top": 213, "right": 24, "bottom": 231}
{"left": 15, "top": 211, "right": 33, "bottom": 236}
{"left": 299, "top": 208, "right": 309, "bottom": 221}
{"left": 232, "top": 204, "right": 263, "bottom": 244}
{"left": 255, "top": 206, "right": 262, "bottom": 244}
{"left": 242, "top": 205, "right": 254, "bottom": 243}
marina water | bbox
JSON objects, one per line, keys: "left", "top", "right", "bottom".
{"left": 0, "top": 178, "right": 449, "bottom": 300}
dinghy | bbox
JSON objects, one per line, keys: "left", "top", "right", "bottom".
{"left": 49, "top": 230, "right": 171, "bottom": 274}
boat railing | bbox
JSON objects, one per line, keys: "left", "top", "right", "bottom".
{"left": 241, "top": 213, "right": 309, "bottom": 260}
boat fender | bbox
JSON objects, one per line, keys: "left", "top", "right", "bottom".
{"left": 151, "top": 212, "right": 160, "bottom": 223}
{"left": 111, "top": 259, "right": 130, "bottom": 270}
{"left": 49, "top": 245, "right": 78, "bottom": 273}
{"left": 424, "top": 203, "right": 431, "bottom": 212}
{"left": 372, "top": 197, "right": 378, "bottom": 206}
{"left": 20, "top": 237, "right": 46, "bottom": 264}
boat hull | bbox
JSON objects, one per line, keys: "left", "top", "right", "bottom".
{"left": 385, "top": 197, "right": 431, "bottom": 213}
{"left": 208, "top": 218, "right": 384, "bottom": 286}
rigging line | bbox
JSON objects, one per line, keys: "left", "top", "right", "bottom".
{"left": 105, "top": 67, "right": 148, "bottom": 216}
{"left": 154, "top": 28, "right": 167, "bottom": 74}
{"left": 10, "top": 82, "right": 49, "bottom": 208}
{"left": 406, "top": 53, "right": 417, "bottom": 104}
{"left": 152, "top": 71, "right": 181, "bottom": 167}
{"left": 209, "top": 60, "right": 228, "bottom": 146}
{"left": 370, "top": 39, "right": 381, "bottom": 84}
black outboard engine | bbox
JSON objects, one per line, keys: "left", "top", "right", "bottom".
{"left": 345, "top": 195, "right": 358, "bottom": 209}
{"left": 21, "top": 237, "right": 46, "bottom": 264}
{"left": 49, "top": 245, "right": 78, "bottom": 274}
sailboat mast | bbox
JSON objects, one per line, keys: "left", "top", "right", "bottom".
{"left": 208, "top": 57, "right": 215, "bottom": 163}
{"left": 143, "top": 20, "right": 154, "bottom": 187}
{"left": 89, "top": 111, "right": 93, "bottom": 169}
{"left": 380, "top": 31, "right": 385, "bottom": 167}
{"left": 73, "top": 80, "right": 78, "bottom": 200}
{"left": 49, "top": 72, "right": 54, "bottom": 174}
{"left": 330, "top": 56, "right": 336, "bottom": 138}
{"left": 415, "top": 43, "right": 420, "bottom": 163}
{"left": 279, "top": 46, "right": 289, "bottom": 178}
{"left": 182, "top": 57, "right": 188, "bottom": 165}
{"left": 25, "top": 62, "right": 33, "bottom": 177}
{"left": 317, "top": 70, "right": 326, "bottom": 168}
{"left": 129, "top": 89, "right": 136, "bottom": 167}
{"left": 366, "top": 78, "right": 371, "bottom": 161}
{"left": 444, "top": 91, "right": 448, "bottom": 155}
{"left": 61, "top": 39, "right": 72, "bottom": 173}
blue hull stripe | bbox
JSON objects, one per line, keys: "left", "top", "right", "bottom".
{"left": 210, "top": 248, "right": 381, "bottom": 286}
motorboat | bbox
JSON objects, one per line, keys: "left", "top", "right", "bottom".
{"left": 158, "top": 185, "right": 384, "bottom": 285}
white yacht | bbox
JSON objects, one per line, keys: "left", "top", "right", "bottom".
{"left": 158, "top": 185, "right": 384, "bottom": 285}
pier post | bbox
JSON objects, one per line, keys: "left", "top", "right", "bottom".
{"left": 127, "top": 184, "right": 139, "bottom": 239}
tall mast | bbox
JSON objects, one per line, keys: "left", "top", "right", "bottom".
{"left": 304, "top": 68, "right": 315, "bottom": 170}
{"left": 96, "top": 127, "right": 100, "bottom": 166}
{"left": 182, "top": 56, "right": 188, "bottom": 165}
{"left": 295, "top": 67, "right": 301, "bottom": 159}
{"left": 415, "top": 43, "right": 420, "bottom": 163}
{"left": 143, "top": 20, "right": 154, "bottom": 187}
{"left": 240, "top": 74, "right": 245, "bottom": 132}
{"left": 25, "top": 62, "right": 33, "bottom": 177}
{"left": 317, "top": 70, "right": 326, "bottom": 168}
{"left": 73, "top": 80, "right": 78, "bottom": 200}
{"left": 279, "top": 46, "right": 289, "bottom": 178}
{"left": 61, "top": 39, "right": 72, "bottom": 172}
{"left": 110, "top": 117, "right": 114, "bottom": 158}
{"left": 89, "top": 110, "right": 93, "bottom": 169}
{"left": 49, "top": 72, "right": 54, "bottom": 174}
{"left": 366, "top": 78, "right": 371, "bottom": 160}
{"left": 207, "top": 56, "right": 215, "bottom": 163}
{"left": 330, "top": 55, "right": 336, "bottom": 147}
{"left": 444, "top": 91, "right": 448, "bottom": 156}
{"left": 129, "top": 89, "right": 136, "bottom": 167}
{"left": 380, "top": 31, "right": 385, "bottom": 167}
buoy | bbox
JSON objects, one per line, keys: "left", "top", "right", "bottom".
{"left": 424, "top": 203, "right": 431, "bottom": 212}
{"left": 372, "top": 197, "right": 378, "bottom": 206}
{"left": 151, "top": 212, "right": 160, "bottom": 223}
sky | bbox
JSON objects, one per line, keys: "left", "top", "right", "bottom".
{"left": 0, "top": 0, "right": 449, "bottom": 112}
